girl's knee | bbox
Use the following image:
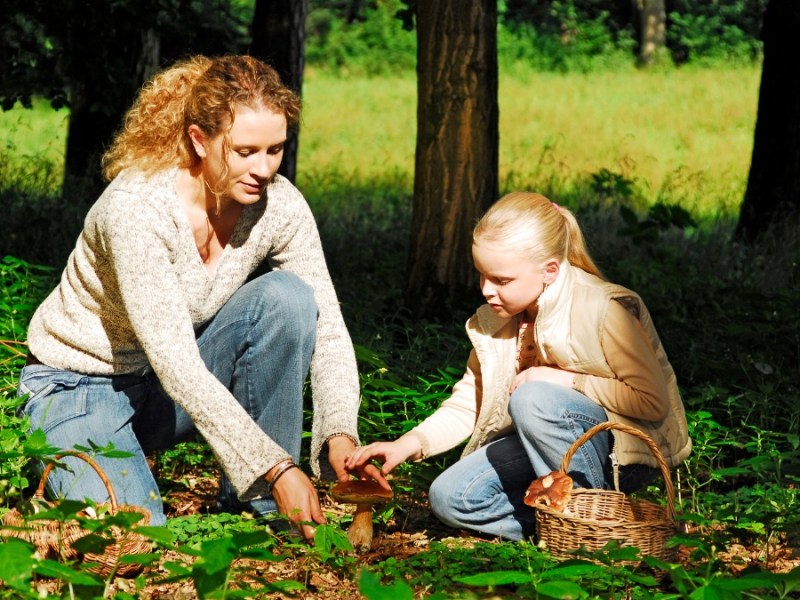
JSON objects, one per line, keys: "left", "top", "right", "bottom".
{"left": 428, "top": 476, "right": 447, "bottom": 510}
{"left": 509, "top": 381, "right": 560, "bottom": 420}
{"left": 428, "top": 477, "right": 460, "bottom": 526}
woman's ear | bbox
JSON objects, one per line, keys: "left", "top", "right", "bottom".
{"left": 543, "top": 258, "right": 560, "bottom": 285}
{"left": 188, "top": 125, "right": 207, "bottom": 158}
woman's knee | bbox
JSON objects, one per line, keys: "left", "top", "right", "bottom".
{"left": 249, "top": 271, "right": 318, "bottom": 336}
{"left": 257, "top": 271, "right": 316, "bottom": 312}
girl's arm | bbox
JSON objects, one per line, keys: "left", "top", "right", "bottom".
{"left": 347, "top": 350, "right": 483, "bottom": 474}
{"left": 581, "top": 300, "right": 670, "bottom": 421}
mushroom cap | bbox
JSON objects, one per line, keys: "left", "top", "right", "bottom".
{"left": 330, "top": 480, "right": 393, "bottom": 504}
{"left": 523, "top": 471, "right": 573, "bottom": 512}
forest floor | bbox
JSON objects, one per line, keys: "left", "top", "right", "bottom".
{"left": 123, "top": 473, "right": 800, "bottom": 600}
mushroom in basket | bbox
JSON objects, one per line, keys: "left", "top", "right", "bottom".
{"left": 523, "top": 471, "right": 573, "bottom": 512}
{"left": 330, "top": 480, "right": 393, "bottom": 551}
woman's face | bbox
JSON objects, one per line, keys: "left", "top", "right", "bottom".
{"left": 191, "top": 105, "right": 287, "bottom": 207}
{"left": 472, "top": 239, "right": 558, "bottom": 320}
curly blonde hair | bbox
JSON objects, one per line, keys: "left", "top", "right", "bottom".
{"left": 473, "top": 192, "right": 605, "bottom": 279}
{"left": 102, "top": 55, "right": 301, "bottom": 181}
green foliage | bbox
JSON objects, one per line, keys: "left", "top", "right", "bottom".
{"left": 168, "top": 512, "right": 266, "bottom": 547}
{"left": 500, "top": 2, "right": 638, "bottom": 73}
{"left": 158, "top": 529, "right": 303, "bottom": 598}
{"left": 0, "top": 0, "right": 249, "bottom": 112}
{"left": 667, "top": 0, "right": 768, "bottom": 65}
{"left": 306, "top": 0, "right": 416, "bottom": 74}
{"left": 304, "top": 0, "right": 765, "bottom": 75}
{"left": 359, "top": 568, "right": 414, "bottom": 600}
{"left": 366, "top": 538, "right": 800, "bottom": 598}
{"left": 0, "top": 257, "right": 55, "bottom": 505}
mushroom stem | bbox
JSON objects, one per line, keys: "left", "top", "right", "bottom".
{"left": 346, "top": 503, "right": 374, "bottom": 551}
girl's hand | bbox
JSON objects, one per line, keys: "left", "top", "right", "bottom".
{"left": 270, "top": 466, "right": 326, "bottom": 541}
{"left": 345, "top": 436, "right": 422, "bottom": 476}
{"left": 511, "top": 365, "right": 574, "bottom": 393}
{"left": 327, "top": 434, "right": 390, "bottom": 489}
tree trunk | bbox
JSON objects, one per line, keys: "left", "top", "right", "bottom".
{"left": 633, "top": 0, "right": 666, "bottom": 66}
{"left": 62, "top": 24, "right": 159, "bottom": 197}
{"left": 63, "top": 90, "right": 125, "bottom": 197}
{"left": 736, "top": 0, "right": 800, "bottom": 242}
{"left": 250, "top": 0, "right": 308, "bottom": 184}
{"left": 405, "top": 0, "right": 499, "bottom": 319}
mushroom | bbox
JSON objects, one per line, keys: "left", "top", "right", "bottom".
{"left": 330, "top": 480, "right": 393, "bottom": 551}
{"left": 523, "top": 471, "right": 574, "bottom": 512}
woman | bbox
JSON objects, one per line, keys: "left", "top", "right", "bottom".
{"left": 18, "top": 55, "right": 384, "bottom": 540}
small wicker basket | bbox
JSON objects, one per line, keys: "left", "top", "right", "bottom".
{"left": 534, "top": 422, "right": 677, "bottom": 563}
{"left": 1, "top": 451, "right": 152, "bottom": 577}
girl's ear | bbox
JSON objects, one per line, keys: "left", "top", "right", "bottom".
{"left": 188, "top": 125, "right": 207, "bottom": 158}
{"left": 543, "top": 258, "right": 560, "bottom": 285}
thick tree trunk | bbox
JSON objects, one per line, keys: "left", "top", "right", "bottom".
{"left": 62, "top": 27, "right": 158, "bottom": 197}
{"left": 63, "top": 90, "right": 125, "bottom": 196}
{"left": 250, "top": 0, "right": 308, "bottom": 183}
{"left": 405, "top": 0, "right": 499, "bottom": 319}
{"left": 633, "top": 0, "right": 666, "bottom": 66}
{"left": 736, "top": 0, "right": 800, "bottom": 242}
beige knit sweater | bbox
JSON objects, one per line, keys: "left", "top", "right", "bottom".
{"left": 26, "top": 168, "right": 361, "bottom": 500}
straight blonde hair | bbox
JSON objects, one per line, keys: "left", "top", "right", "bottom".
{"left": 473, "top": 192, "right": 604, "bottom": 279}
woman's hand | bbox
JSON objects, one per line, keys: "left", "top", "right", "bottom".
{"left": 270, "top": 466, "right": 326, "bottom": 541}
{"left": 345, "top": 436, "right": 422, "bottom": 477}
{"left": 327, "top": 435, "right": 390, "bottom": 490}
{"left": 511, "top": 365, "right": 574, "bottom": 393}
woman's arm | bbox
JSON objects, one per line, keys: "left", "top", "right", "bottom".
{"left": 264, "top": 180, "right": 362, "bottom": 472}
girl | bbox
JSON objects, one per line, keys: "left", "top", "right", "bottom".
{"left": 18, "top": 55, "right": 384, "bottom": 541}
{"left": 347, "top": 192, "right": 690, "bottom": 540}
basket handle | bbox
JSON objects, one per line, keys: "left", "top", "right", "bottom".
{"left": 559, "top": 421, "right": 675, "bottom": 520}
{"left": 33, "top": 451, "right": 119, "bottom": 514}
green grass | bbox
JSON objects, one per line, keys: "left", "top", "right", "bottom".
{"left": 294, "top": 65, "right": 762, "bottom": 222}
{"left": 0, "top": 65, "right": 761, "bottom": 220}
{"left": 0, "top": 99, "right": 68, "bottom": 194}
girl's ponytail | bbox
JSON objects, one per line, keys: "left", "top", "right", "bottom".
{"left": 474, "top": 192, "right": 604, "bottom": 280}
{"left": 560, "top": 208, "right": 604, "bottom": 280}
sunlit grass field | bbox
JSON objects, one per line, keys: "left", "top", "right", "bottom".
{"left": 0, "top": 65, "right": 760, "bottom": 220}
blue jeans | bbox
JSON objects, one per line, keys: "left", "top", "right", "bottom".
{"left": 17, "top": 271, "right": 316, "bottom": 525}
{"left": 429, "top": 381, "right": 658, "bottom": 540}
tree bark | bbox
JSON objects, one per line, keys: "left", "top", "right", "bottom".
{"left": 405, "top": 0, "right": 499, "bottom": 319}
{"left": 633, "top": 0, "right": 666, "bottom": 66}
{"left": 63, "top": 87, "right": 127, "bottom": 196}
{"left": 250, "top": 0, "right": 308, "bottom": 184}
{"left": 736, "top": 0, "right": 800, "bottom": 242}
{"left": 61, "top": 23, "right": 145, "bottom": 197}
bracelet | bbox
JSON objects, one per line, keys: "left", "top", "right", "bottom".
{"left": 265, "top": 459, "right": 298, "bottom": 494}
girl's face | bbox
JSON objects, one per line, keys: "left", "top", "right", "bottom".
{"left": 190, "top": 104, "right": 287, "bottom": 209}
{"left": 472, "top": 239, "right": 559, "bottom": 320}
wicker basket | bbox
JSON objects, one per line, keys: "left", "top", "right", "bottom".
{"left": 534, "top": 422, "right": 677, "bottom": 563}
{"left": 1, "top": 452, "right": 152, "bottom": 577}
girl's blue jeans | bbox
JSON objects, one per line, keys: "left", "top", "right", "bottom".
{"left": 428, "top": 381, "right": 659, "bottom": 541}
{"left": 17, "top": 271, "right": 317, "bottom": 525}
